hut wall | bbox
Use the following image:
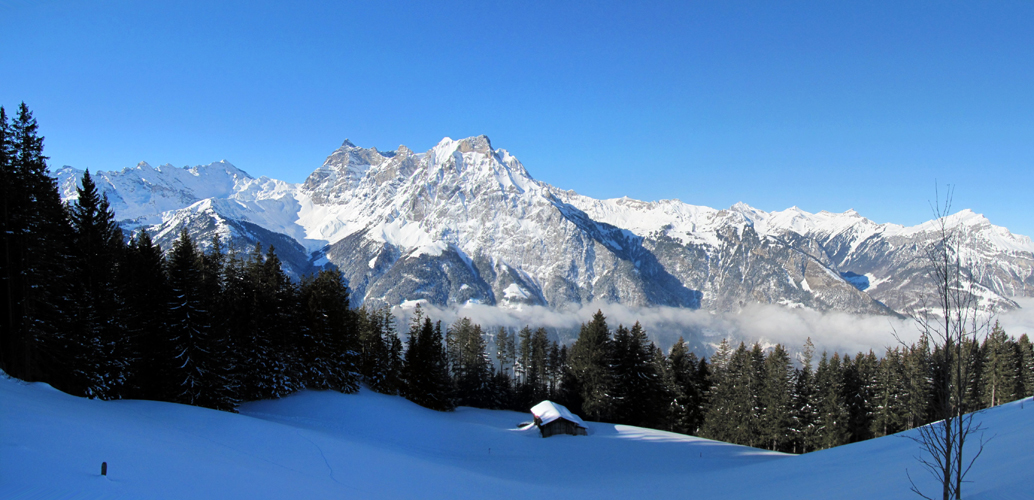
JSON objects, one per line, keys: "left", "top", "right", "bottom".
{"left": 540, "top": 419, "right": 587, "bottom": 438}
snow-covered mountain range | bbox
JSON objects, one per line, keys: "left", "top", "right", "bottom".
{"left": 56, "top": 136, "right": 1034, "bottom": 318}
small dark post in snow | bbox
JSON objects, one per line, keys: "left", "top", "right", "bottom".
{"left": 101, "top": 462, "right": 108, "bottom": 476}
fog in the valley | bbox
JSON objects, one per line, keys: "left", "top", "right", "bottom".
{"left": 999, "top": 297, "right": 1034, "bottom": 339}
{"left": 393, "top": 301, "right": 917, "bottom": 361}
{"left": 392, "top": 297, "right": 1034, "bottom": 363}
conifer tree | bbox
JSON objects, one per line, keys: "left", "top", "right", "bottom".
{"left": 357, "top": 307, "right": 389, "bottom": 390}
{"left": 529, "top": 327, "right": 550, "bottom": 401}
{"left": 165, "top": 229, "right": 213, "bottom": 406}
{"left": 382, "top": 310, "right": 405, "bottom": 395}
{"left": 447, "top": 318, "right": 492, "bottom": 407}
{"left": 299, "top": 269, "right": 359, "bottom": 393}
{"left": 403, "top": 313, "right": 454, "bottom": 411}
{"left": 791, "top": 338, "right": 818, "bottom": 453}
{"left": 980, "top": 321, "right": 1017, "bottom": 408}
{"left": 663, "top": 337, "right": 705, "bottom": 434}
{"left": 610, "top": 322, "right": 663, "bottom": 428}
{"left": 1017, "top": 334, "right": 1034, "bottom": 398}
{"left": 547, "top": 340, "right": 561, "bottom": 397}
{"left": 814, "top": 352, "right": 850, "bottom": 450}
{"left": 494, "top": 327, "right": 512, "bottom": 377}
{"left": 221, "top": 245, "right": 263, "bottom": 400}
{"left": 67, "top": 169, "right": 130, "bottom": 399}
{"left": 556, "top": 347, "right": 584, "bottom": 415}
{"left": 760, "top": 344, "right": 794, "bottom": 451}
{"left": 902, "top": 335, "right": 932, "bottom": 430}
{"left": 568, "top": 310, "right": 613, "bottom": 421}
{"left": 701, "top": 339, "right": 735, "bottom": 443}
{"left": 955, "top": 337, "right": 985, "bottom": 413}
{"left": 243, "top": 244, "right": 301, "bottom": 399}
{"left": 0, "top": 104, "right": 73, "bottom": 386}
{"left": 516, "top": 326, "right": 532, "bottom": 387}
{"left": 199, "top": 236, "right": 238, "bottom": 409}
{"left": 871, "top": 347, "right": 906, "bottom": 438}
{"left": 122, "top": 229, "right": 171, "bottom": 400}
{"left": 845, "top": 351, "right": 878, "bottom": 443}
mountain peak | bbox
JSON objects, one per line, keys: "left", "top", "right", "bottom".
{"left": 456, "top": 135, "right": 492, "bottom": 154}
{"left": 341, "top": 139, "right": 356, "bottom": 148}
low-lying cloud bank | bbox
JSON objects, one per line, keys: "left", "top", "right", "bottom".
{"left": 395, "top": 298, "right": 1034, "bottom": 359}
{"left": 999, "top": 297, "right": 1034, "bottom": 339}
{"left": 395, "top": 301, "right": 921, "bottom": 358}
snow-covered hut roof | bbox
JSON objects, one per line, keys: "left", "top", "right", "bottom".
{"left": 530, "top": 400, "right": 586, "bottom": 428}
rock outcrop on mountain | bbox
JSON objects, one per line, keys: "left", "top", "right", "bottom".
{"left": 56, "top": 136, "right": 1034, "bottom": 319}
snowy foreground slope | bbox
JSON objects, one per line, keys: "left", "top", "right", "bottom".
{"left": 2, "top": 375, "right": 1030, "bottom": 500}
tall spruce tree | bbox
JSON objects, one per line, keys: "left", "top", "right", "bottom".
{"left": 845, "top": 351, "right": 878, "bottom": 443}
{"left": 299, "top": 269, "right": 359, "bottom": 393}
{"left": 980, "top": 322, "right": 1017, "bottom": 408}
{"left": 663, "top": 338, "right": 704, "bottom": 434}
{"left": 122, "top": 229, "right": 171, "bottom": 400}
{"left": 402, "top": 312, "right": 454, "bottom": 411}
{"left": 556, "top": 343, "right": 584, "bottom": 415}
{"left": 610, "top": 322, "right": 663, "bottom": 428}
{"left": 165, "top": 229, "right": 212, "bottom": 406}
{"left": 357, "top": 306, "right": 390, "bottom": 391}
{"left": 568, "top": 310, "right": 613, "bottom": 421}
{"left": 494, "top": 327, "right": 512, "bottom": 377}
{"left": 67, "top": 169, "right": 129, "bottom": 399}
{"left": 529, "top": 327, "right": 550, "bottom": 401}
{"left": 814, "top": 352, "right": 850, "bottom": 450}
{"left": 546, "top": 340, "right": 561, "bottom": 397}
{"left": 871, "top": 347, "right": 906, "bottom": 438}
{"left": 791, "top": 338, "right": 818, "bottom": 453}
{"left": 701, "top": 339, "right": 735, "bottom": 443}
{"left": 0, "top": 104, "right": 73, "bottom": 386}
{"left": 1017, "top": 334, "right": 1034, "bottom": 398}
{"left": 760, "top": 344, "right": 794, "bottom": 452}
{"left": 382, "top": 310, "right": 404, "bottom": 395}
{"left": 249, "top": 244, "right": 302, "bottom": 399}
{"left": 902, "top": 335, "right": 932, "bottom": 430}
{"left": 221, "top": 245, "right": 262, "bottom": 400}
{"left": 448, "top": 318, "right": 493, "bottom": 407}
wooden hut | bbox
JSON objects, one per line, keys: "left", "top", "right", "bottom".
{"left": 530, "top": 400, "right": 588, "bottom": 438}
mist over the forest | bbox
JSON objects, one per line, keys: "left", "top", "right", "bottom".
{"left": 393, "top": 301, "right": 923, "bottom": 359}
{"left": 393, "top": 298, "right": 1034, "bottom": 361}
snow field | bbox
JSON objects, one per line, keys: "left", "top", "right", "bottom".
{"left": 2, "top": 374, "right": 1031, "bottom": 499}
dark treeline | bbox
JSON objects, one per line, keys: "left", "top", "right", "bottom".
{"left": 1, "top": 103, "right": 362, "bottom": 410}
{"left": 521, "top": 311, "right": 1033, "bottom": 454}
{"left": 3, "top": 104, "right": 1033, "bottom": 453}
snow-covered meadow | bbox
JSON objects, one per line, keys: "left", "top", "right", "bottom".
{"left": 2, "top": 373, "right": 1030, "bottom": 499}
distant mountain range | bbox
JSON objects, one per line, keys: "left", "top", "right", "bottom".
{"left": 56, "top": 135, "right": 1034, "bottom": 319}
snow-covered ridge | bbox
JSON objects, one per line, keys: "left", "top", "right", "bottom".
{"left": 56, "top": 138, "right": 1034, "bottom": 259}
{"left": 54, "top": 135, "right": 1034, "bottom": 317}
{"left": 58, "top": 160, "right": 256, "bottom": 226}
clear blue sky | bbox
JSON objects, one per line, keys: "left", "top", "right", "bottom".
{"left": 3, "top": 1, "right": 1033, "bottom": 236}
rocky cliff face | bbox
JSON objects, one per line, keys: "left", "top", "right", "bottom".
{"left": 56, "top": 136, "right": 1034, "bottom": 319}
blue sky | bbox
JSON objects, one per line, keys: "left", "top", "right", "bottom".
{"left": 3, "top": 1, "right": 1033, "bottom": 236}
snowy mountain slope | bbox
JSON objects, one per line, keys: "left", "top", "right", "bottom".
{"left": 55, "top": 136, "right": 1034, "bottom": 318}
{"left": 569, "top": 194, "right": 1034, "bottom": 315}
{"left": 2, "top": 373, "right": 1030, "bottom": 499}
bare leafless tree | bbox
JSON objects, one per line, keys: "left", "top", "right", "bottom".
{"left": 906, "top": 186, "right": 990, "bottom": 500}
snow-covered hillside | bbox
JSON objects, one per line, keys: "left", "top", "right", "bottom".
{"left": 55, "top": 136, "right": 1034, "bottom": 317}
{"left": 2, "top": 373, "right": 1030, "bottom": 499}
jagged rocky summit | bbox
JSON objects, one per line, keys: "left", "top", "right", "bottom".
{"left": 56, "top": 135, "right": 1034, "bottom": 319}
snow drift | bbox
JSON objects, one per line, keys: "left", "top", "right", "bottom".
{"left": 2, "top": 373, "right": 1030, "bottom": 499}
